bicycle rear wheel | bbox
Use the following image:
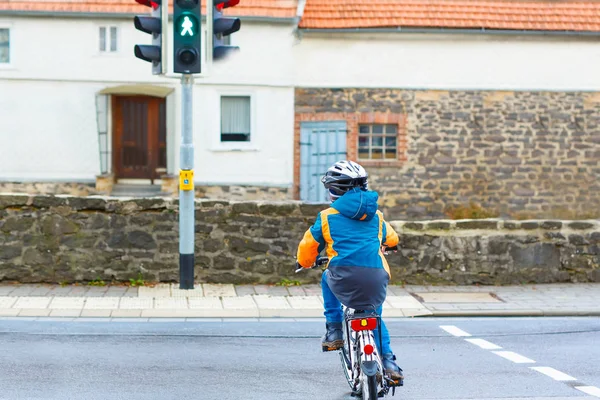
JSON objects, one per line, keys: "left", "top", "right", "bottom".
{"left": 340, "top": 347, "right": 353, "bottom": 389}
{"left": 362, "top": 372, "right": 378, "bottom": 400}
{"left": 340, "top": 319, "right": 354, "bottom": 390}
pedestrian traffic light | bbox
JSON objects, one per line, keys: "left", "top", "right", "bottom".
{"left": 133, "top": 0, "right": 167, "bottom": 75}
{"left": 212, "top": 0, "right": 241, "bottom": 61}
{"left": 173, "top": 0, "right": 201, "bottom": 74}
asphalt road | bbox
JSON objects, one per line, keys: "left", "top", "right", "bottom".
{"left": 0, "top": 317, "right": 599, "bottom": 400}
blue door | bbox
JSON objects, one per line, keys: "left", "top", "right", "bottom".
{"left": 300, "top": 121, "right": 347, "bottom": 203}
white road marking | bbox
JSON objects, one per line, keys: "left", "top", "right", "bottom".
{"left": 530, "top": 367, "right": 577, "bottom": 381}
{"left": 575, "top": 386, "right": 600, "bottom": 397}
{"left": 465, "top": 338, "right": 502, "bottom": 350}
{"left": 438, "top": 324, "right": 597, "bottom": 398}
{"left": 440, "top": 325, "right": 472, "bottom": 337}
{"left": 492, "top": 351, "right": 535, "bottom": 364}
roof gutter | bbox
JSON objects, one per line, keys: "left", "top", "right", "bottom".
{"left": 298, "top": 27, "right": 600, "bottom": 37}
{"left": 0, "top": 10, "right": 296, "bottom": 24}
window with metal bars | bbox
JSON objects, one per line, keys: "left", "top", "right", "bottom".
{"left": 357, "top": 124, "right": 398, "bottom": 160}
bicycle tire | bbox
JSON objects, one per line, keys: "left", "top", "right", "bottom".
{"left": 340, "top": 348, "right": 353, "bottom": 390}
{"left": 362, "top": 372, "right": 378, "bottom": 400}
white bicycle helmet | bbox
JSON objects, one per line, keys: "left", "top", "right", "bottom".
{"left": 321, "top": 160, "right": 368, "bottom": 202}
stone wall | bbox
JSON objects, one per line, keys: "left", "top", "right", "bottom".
{"left": 0, "top": 181, "right": 291, "bottom": 202}
{"left": 196, "top": 185, "right": 291, "bottom": 201}
{"left": 295, "top": 89, "right": 600, "bottom": 220}
{"left": 1, "top": 195, "right": 598, "bottom": 285}
{"left": 0, "top": 182, "right": 101, "bottom": 197}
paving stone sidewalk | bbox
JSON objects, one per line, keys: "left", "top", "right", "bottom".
{"left": 0, "top": 283, "right": 598, "bottom": 319}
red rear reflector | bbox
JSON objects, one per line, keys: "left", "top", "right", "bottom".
{"left": 351, "top": 318, "right": 377, "bottom": 331}
{"left": 364, "top": 344, "right": 374, "bottom": 355}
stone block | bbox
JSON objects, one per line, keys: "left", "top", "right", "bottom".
{"left": 226, "top": 236, "right": 270, "bottom": 256}
{"left": 568, "top": 234, "right": 589, "bottom": 246}
{"left": 41, "top": 215, "right": 79, "bottom": 235}
{"left": 568, "top": 222, "right": 595, "bottom": 230}
{"left": 456, "top": 220, "right": 498, "bottom": 230}
{"left": 588, "top": 232, "right": 600, "bottom": 244}
{"left": 31, "top": 196, "right": 69, "bottom": 209}
{"left": 258, "top": 203, "right": 299, "bottom": 216}
{"left": 0, "top": 246, "right": 22, "bottom": 260}
{"left": 488, "top": 237, "right": 509, "bottom": 255}
{"left": 238, "top": 258, "right": 276, "bottom": 275}
{"left": 545, "top": 232, "right": 566, "bottom": 241}
{"left": 426, "top": 222, "right": 452, "bottom": 230}
{"left": 299, "top": 203, "right": 328, "bottom": 217}
{"left": 402, "top": 222, "right": 425, "bottom": 231}
{"left": 212, "top": 256, "right": 237, "bottom": 271}
{"left": 510, "top": 243, "right": 560, "bottom": 270}
{"left": 541, "top": 221, "right": 562, "bottom": 230}
{"left": 231, "top": 202, "right": 259, "bottom": 215}
{"left": 0, "top": 194, "right": 30, "bottom": 209}
{"left": 521, "top": 222, "right": 539, "bottom": 230}
{"left": 1, "top": 217, "right": 34, "bottom": 233}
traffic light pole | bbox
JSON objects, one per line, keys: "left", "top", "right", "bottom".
{"left": 179, "top": 73, "right": 195, "bottom": 290}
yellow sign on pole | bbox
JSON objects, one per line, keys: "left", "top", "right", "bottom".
{"left": 179, "top": 169, "right": 194, "bottom": 191}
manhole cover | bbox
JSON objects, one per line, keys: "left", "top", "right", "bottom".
{"left": 412, "top": 292, "right": 502, "bottom": 303}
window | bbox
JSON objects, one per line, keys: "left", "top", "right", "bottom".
{"left": 99, "top": 26, "right": 118, "bottom": 52}
{"left": 221, "top": 96, "right": 251, "bottom": 142}
{"left": 0, "top": 28, "right": 9, "bottom": 64}
{"left": 358, "top": 124, "right": 397, "bottom": 160}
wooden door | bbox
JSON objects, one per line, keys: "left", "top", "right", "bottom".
{"left": 112, "top": 96, "right": 166, "bottom": 181}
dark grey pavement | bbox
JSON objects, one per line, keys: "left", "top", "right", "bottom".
{"left": 0, "top": 317, "right": 599, "bottom": 399}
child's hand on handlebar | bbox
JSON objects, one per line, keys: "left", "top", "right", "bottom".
{"left": 382, "top": 245, "right": 398, "bottom": 255}
{"left": 294, "top": 256, "right": 329, "bottom": 273}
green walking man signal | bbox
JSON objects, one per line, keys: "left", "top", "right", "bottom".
{"left": 180, "top": 16, "right": 195, "bottom": 36}
{"left": 173, "top": 0, "right": 201, "bottom": 74}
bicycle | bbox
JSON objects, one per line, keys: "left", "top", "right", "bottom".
{"left": 295, "top": 246, "right": 402, "bottom": 399}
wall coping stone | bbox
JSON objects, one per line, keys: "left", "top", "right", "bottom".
{"left": 2, "top": 194, "right": 598, "bottom": 236}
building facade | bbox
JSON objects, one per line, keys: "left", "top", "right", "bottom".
{"left": 0, "top": 0, "right": 298, "bottom": 199}
{"left": 1, "top": 0, "right": 600, "bottom": 219}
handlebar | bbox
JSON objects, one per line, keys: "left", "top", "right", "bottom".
{"left": 295, "top": 256, "right": 329, "bottom": 273}
{"left": 294, "top": 246, "right": 398, "bottom": 273}
{"left": 383, "top": 245, "right": 398, "bottom": 254}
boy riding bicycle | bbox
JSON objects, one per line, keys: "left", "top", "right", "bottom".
{"left": 295, "top": 160, "right": 404, "bottom": 382}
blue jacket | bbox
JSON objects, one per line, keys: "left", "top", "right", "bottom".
{"left": 296, "top": 188, "right": 399, "bottom": 277}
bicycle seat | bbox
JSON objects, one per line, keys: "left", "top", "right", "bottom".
{"left": 346, "top": 308, "right": 379, "bottom": 318}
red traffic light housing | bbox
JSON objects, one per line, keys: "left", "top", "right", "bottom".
{"left": 135, "top": 0, "right": 159, "bottom": 9}
{"left": 216, "top": 0, "right": 239, "bottom": 11}
{"left": 212, "top": 0, "right": 241, "bottom": 61}
{"left": 133, "top": 0, "right": 166, "bottom": 75}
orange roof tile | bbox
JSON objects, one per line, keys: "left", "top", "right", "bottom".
{"left": 299, "top": 0, "right": 600, "bottom": 32}
{"left": 0, "top": 0, "right": 298, "bottom": 19}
